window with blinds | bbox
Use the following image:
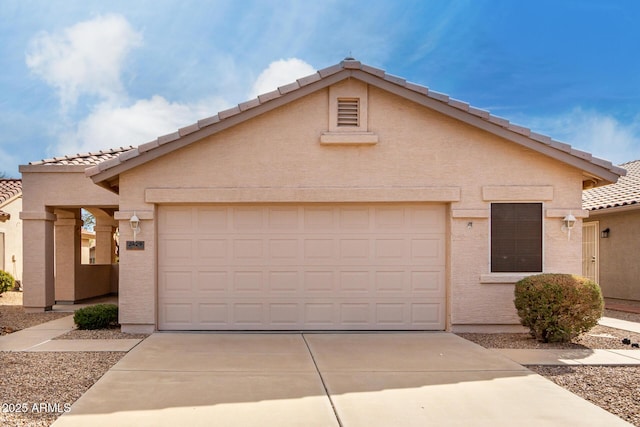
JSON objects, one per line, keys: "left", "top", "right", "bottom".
{"left": 491, "top": 203, "right": 542, "bottom": 272}
{"left": 337, "top": 98, "right": 359, "bottom": 127}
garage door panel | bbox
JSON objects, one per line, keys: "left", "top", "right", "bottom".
{"left": 233, "top": 271, "right": 264, "bottom": 292}
{"left": 268, "top": 238, "right": 300, "bottom": 260}
{"left": 162, "top": 238, "right": 194, "bottom": 263}
{"left": 267, "top": 207, "right": 300, "bottom": 230}
{"left": 198, "top": 303, "right": 228, "bottom": 326}
{"left": 411, "top": 270, "right": 446, "bottom": 294}
{"left": 268, "top": 270, "right": 301, "bottom": 292}
{"left": 197, "top": 271, "right": 229, "bottom": 293}
{"left": 304, "top": 270, "right": 336, "bottom": 292}
{"left": 197, "top": 207, "right": 228, "bottom": 229}
{"left": 159, "top": 204, "right": 446, "bottom": 330}
{"left": 375, "top": 271, "right": 407, "bottom": 293}
{"left": 159, "top": 206, "right": 195, "bottom": 233}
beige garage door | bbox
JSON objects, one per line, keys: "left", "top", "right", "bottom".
{"left": 158, "top": 204, "right": 446, "bottom": 330}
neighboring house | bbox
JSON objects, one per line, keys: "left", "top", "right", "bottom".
{"left": 0, "top": 179, "right": 22, "bottom": 283}
{"left": 20, "top": 59, "right": 625, "bottom": 333}
{"left": 81, "top": 229, "right": 96, "bottom": 264}
{"left": 583, "top": 159, "right": 640, "bottom": 301}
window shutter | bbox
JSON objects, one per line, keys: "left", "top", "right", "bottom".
{"left": 491, "top": 203, "right": 542, "bottom": 272}
{"left": 337, "top": 98, "right": 359, "bottom": 127}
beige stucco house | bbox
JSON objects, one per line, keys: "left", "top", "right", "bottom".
{"left": 0, "top": 179, "right": 22, "bottom": 283}
{"left": 20, "top": 59, "right": 625, "bottom": 333}
{"left": 583, "top": 159, "right": 639, "bottom": 301}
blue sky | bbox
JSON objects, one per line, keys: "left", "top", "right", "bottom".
{"left": 1, "top": 0, "right": 639, "bottom": 177}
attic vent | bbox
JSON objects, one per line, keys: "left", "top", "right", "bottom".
{"left": 337, "top": 98, "right": 359, "bottom": 127}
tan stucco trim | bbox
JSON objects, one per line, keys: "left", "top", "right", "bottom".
{"left": 482, "top": 185, "right": 554, "bottom": 201}
{"left": 451, "top": 209, "right": 489, "bottom": 218}
{"left": 546, "top": 209, "right": 589, "bottom": 218}
{"left": 114, "top": 210, "right": 154, "bottom": 220}
{"left": 144, "top": 187, "right": 462, "bottom": 204}
{"left": 319, "top": 132, "right": 379, "bottom": 144}
{"left": 20, "top": 211, "right": 57, "bottom": 221}
{"left": 479, "top": 273, "right": 531, "bottom": 284}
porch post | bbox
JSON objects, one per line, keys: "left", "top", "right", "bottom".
{"left": 94, "top": 222, "right": 116, "bottom": 264}
{"left": 20, "top": 210, "right": 56, "bottom": 312}
{"left": 54, "top": 209, "right": 82, "bottom": 303}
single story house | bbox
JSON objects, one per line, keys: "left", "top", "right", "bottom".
{"left": 0, "top": 178, "right": 22, "bottom": 283}
{"left": 583, "top": 159, "right": 639, "bottom": 301}
{"left": 20, "top": 59, "right": 625, "bottom": 333}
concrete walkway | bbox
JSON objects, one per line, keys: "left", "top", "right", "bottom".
{"left": 50, "top": 332, "right": 632, "bottom": 427}
{"left": 0, "top": 314, "right": 142, "bottom": 352}
{"left": 600, "top": 316, "right": 640, "bottom": 334}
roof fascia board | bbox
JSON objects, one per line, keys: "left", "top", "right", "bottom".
{"left": 350, "top": 70, "right": 620, "bottom": 184}
{"left": 587, "top": 203, "right": 640, "bottom": 215}
{"left": 90, "top": 70, "right": 354, "bottom": 185}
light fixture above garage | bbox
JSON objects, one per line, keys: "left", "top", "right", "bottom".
{"left": 130, "top": 212, "right": 141, "bottom": 241}
{"left": 562, "top": 213, "right": 576, "bottom": 240}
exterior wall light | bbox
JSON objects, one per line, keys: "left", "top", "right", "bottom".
{"left": 562, "top": 213, "right": 576, "bottom": 240}
{"left": 601, "top": 228, "right": 610, "bottom": 238}
{"left": 130, "top": 212, "right": 141, "bottom": 242}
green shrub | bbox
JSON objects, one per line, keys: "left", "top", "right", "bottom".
{"left": 514, "top": 274, "right": 603, "bottom": 343}
{"left": 74, "top": 304, "right": 119, "bottom": 330}
{"left": 0, "top": 270, "right": 15, "bottom": 295}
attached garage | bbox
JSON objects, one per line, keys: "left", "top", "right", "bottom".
{"left": 158, "top": 203, "right": 446, "bottom": 330}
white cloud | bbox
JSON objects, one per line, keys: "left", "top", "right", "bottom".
{"left": 25, "top": 17, "right": 317, "bottom": 158}
{"left": 249, "top": 58, "right": 315, "bottom": 98}
{"left": 526, "top": 108, "right": 640, "bottom": 165}
{"left": 26, "top": 14, "right": 142, "bottom": 110}
{"left": 56, "top": 95, "right": 228, "bottom": 155}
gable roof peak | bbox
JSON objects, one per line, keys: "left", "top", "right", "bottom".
{"left": 71, "top": 59, "right": 624, "bottom": 189}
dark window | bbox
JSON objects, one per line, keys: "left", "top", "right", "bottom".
{"left": 491, "top": 203, "right": 542, "bottom": 272}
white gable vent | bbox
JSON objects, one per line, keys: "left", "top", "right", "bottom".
{"left": 337, "top": 98, "right": 359, "bottom": 127}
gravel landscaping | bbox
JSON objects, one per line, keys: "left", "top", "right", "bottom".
{"left": 1, "top": 292, "right": 143, "bottom": 426}
{"left": 0, "top": 352, "right": 123, "bottom": 427}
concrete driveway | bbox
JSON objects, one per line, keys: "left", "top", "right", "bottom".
{"left": 52, "top": 333, "right": 630, "bottom": 427}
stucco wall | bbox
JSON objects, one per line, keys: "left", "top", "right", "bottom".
{"left": 116, "top": 80, "right": 585, "bottom": 330}
{"left": 0, "top": 197, "right": 23, "bottom": 281}
{"left": 585, "top": 209, "right": 640, "bottom": 301}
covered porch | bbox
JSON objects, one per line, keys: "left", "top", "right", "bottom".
{"left": 19, "top": 149, "right": 127, "bottom": 312}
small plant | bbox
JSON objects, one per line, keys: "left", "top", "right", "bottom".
{"left": 514, "top": 274, "right": 603, "bottom": 343}
{"left": 74, "top": 304, "right": 119, "bottom": 330}
{"left": 0, "top": 270, "right": 15, "bottom": 295}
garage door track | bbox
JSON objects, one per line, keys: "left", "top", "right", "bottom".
{"left": 52, "top": 332, "right": 631, "bottom": 426}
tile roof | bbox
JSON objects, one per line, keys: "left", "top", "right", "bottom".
{"left": 583, "top": 159, "right": 640, "bottom": 211}
{"left": 29, "top": 146, "right": 135, "bottom": 166}
{"left": 0, "top": 179, "right": 21, "bottom": 205}
{"left": 0, "top": 179, "right": 21, "bottom": 221}
{"left": 31, "top": 58, "right": 620, "bottom": 186}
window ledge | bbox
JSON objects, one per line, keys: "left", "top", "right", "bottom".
{"left": 480, "top": 273, "right": 536, "bottom": 284}
{"left": 320, "top": 132, "right": 378, "bottom": 145}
